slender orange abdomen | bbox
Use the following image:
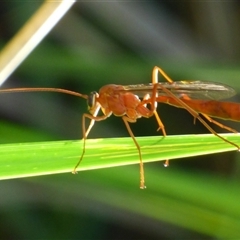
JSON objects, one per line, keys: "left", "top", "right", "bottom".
{"left": 157, "top": 96, "right": 240, "bottom": 122}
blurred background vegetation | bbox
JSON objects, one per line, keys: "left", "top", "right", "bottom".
{"left": 1, "top": 1, "right": 240, "bottom": 239}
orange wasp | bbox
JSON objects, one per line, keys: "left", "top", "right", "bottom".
{"left": 0, "top": 66, "right": 239, "bottom": 189}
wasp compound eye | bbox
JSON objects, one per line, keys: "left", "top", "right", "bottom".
{"left": 87, "top": 91, "right": 98, "bottom": 110}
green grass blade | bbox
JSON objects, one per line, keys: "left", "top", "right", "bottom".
{"left": 0, "top": 133, "right": 240, "bottom": 180}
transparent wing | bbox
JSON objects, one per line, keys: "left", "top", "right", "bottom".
{"left": 122, "top": 81, "right": 236, "bottom": 100}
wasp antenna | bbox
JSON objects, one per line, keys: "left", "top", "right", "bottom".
{"left": 0, "top": 88, "right": 88, "bottom": 99}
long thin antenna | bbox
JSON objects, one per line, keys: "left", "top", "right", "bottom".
{"left": 0, "top": 88, "right": 88, "bottom": 99}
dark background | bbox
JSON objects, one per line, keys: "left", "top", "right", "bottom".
{"left": 0, "top": 2, "right": 240, "bottom": 239}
